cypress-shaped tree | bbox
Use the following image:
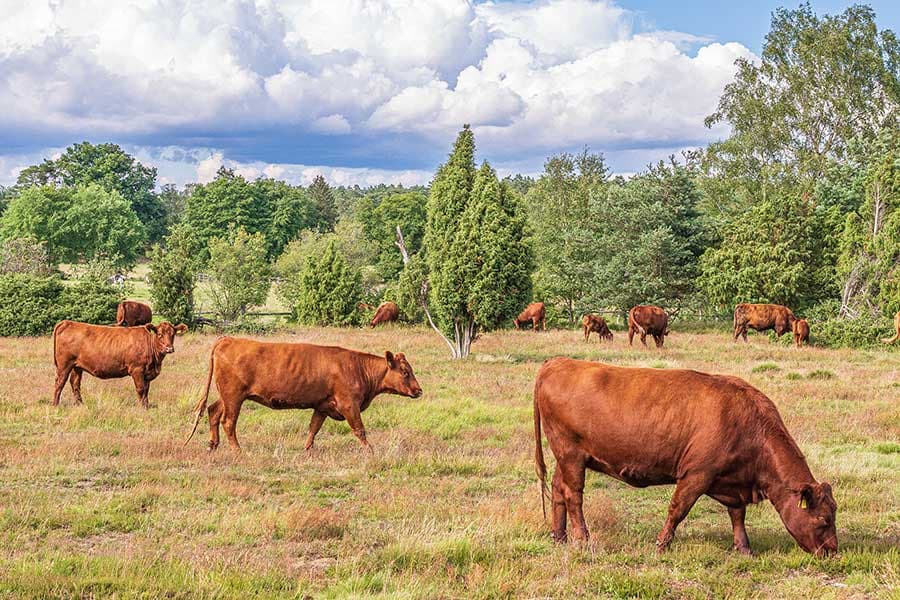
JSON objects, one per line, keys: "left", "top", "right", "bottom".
{"left": 423, "top": 126, "right": 533, "bottom": 358}
{"left": 308, "top": 175, "right": 338, "bottom": 231}
{"left": 294, "top": 240, "right": 362, "bottom": 326}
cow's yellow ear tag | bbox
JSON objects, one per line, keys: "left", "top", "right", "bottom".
{"left": 798, "top": 497, "right": 808, "bottom": 509}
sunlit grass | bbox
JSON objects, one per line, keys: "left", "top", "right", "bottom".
{"left": 0, "top": 326, "right": 897, "bottom": 597}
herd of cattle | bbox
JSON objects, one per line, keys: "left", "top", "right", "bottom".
{"left": 45, "top": 297, "right": 900, "bottom": 558}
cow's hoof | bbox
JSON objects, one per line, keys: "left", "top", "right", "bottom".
{"left": 551, "top": 530, "right": 567, "bottom": 544}
{"left": 732, "top": 544, "right": 753, "bottom": 556}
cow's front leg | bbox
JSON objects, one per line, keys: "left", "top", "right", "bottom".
{"left": 130, "top": 370, "right": 149, "bottom": 408}
{"left": 728, "top": 506, "right": 752, "bottom": 555}
{"left": 337, "top": 397, "right": 371, "bottom": 451}
{"left": 656, "top": 473, "right": 712, "bottom": 553}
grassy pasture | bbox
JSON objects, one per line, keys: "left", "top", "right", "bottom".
{"left": 0, "top": 326, "right": 897, "bottom": 598}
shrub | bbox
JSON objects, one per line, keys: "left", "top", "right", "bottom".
{"left": 148, "top": 226, "right": 198, "bottom": 326}
{"left": 0, "top": 237, "right": 53, "bottom": 276}
{"left": 814, "top": 313, "right": 895, "bottom": 348}
{"left": 0, "top": 274, "right": 64, "bottom": 335}
{"left": 293, "top": 240, "right": 362, "bottom": 326}
{"left": 206, "top": 228, "right": 272, "bottom": 321}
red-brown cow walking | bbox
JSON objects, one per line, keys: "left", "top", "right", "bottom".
{"left": 369, "top": 301, "right": 400, "bottom": 327}
{"left": 185, "top": 338, "right": 423, "bottom": 452}
{"left": 534, "top": 358, "right": 837, "bottom": 556}
{"left": 628, "top": 305, "right": 668, "bottom": 348}
{"left": 581, "top": 314, "right": 613, "bottom": 342}
{"left": 116, "top": 301, "right": 152, "bottom": 327}
{"left": 514, "top": 302, "right": 546, "bottom": 332}
{"left": 733, "top": 303, "right": 796, "bottom": 342}
{"left": 792, "top": 319, "right": 810, "bottom": 348}
{"left": 52, "top": 320, "right": 187, "bottom": 407}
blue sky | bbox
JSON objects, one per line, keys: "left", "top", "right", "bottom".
{"left": 0, "top": 1, "right": 896, "bottom": 187}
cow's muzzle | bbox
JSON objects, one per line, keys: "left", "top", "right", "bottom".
{"left": 411, "top": 388, "right": 423, "bottom": 398}
{"left": 165, "top": 346, "right": 175, "bottom": 354}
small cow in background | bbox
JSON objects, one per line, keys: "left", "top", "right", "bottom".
{"left": 628, "top": 305, "right": 669, "bottom": 348}
{"left": 793, "top": 319, "right": 810, "bottom": 347}
{"left": 368, "top": 301, "right": 400, "bottom": 327}
{"left": 733, "top": 303, "right": 796, "bottom": 342}
{"left": 582, "top": 314, "right": 613, "bottom": 342}
{"left": 52, "top": 320, "right": 187, "bottom": 407}
{"left": 116, "top": 301, "right": 152, "bottom": 327}
{"left": 514, "top": 302, "right": 546, "bottom": 332}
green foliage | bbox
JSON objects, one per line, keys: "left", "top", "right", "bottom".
{"left": 358, "top": 191, "right": 427, "bottom": 280}
{"left": 0, "top": 263, "right": 124, "bottom": 336}
{"left": 0, "top": 184, "right": 146, "bottom": 267}
{"left": 292, "top": 240, "right": 362, "bottom": 326}
{"left": 815, "top": 313, "right": 896, "bottom": 348}
{"left": 308, "top": 175, "right": 337, "bottom": 231}
{"left": 0, "top": 274, "right": 64, "bottom": 336}
{"left": 698, "top": 193, "right": 839, "bottom": 311}
{"left": 258, "top": 179, "right": 317, "bottom": 258}
{"left": 386, "top": 253, "right": 427, "bottom": 323}
{"left": 424, "top": 126, "right": 533, "bottom": 357}
{"left": 0, "top": 237, "right": 53, "bottom": 275}
{"left": 58, "top": 261, "right": 126, "bottom": 324}
{"left": 206, "top": 228, "right": 271, "bottom": 321}
{"left": 16, "top": 142, "right": 166, "bottom": 243}
{"left": 148, "top": 225, "right": 198, "bottom": 326}
{"left": 705, "top": 4, "right": 900, "bottom": 191}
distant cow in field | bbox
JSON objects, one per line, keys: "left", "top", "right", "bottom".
{"left": 792, "top": 319, "right": 810, "bottom": 348}
{"left": 514, "top": 302, "right": 546, "bottom": 332}
{"left": 116, "top": 301, "right": 152, "bottom": 327}
{"left": 52, "top": 320, "right": 187, "bottom": 407}
{"left": 882, "top": 311, "right": 900, "bottom": 344}
{"left": 533, "top": 357, "right": 838, "bottom": 556}
{"left": 185, "top": 338, "right": 423, "bottom": 452}
{"left": 628, "top": 305, "right": 668, "bottom": 348}
{"left": 581, "top": 314, "right": 613, "bottom": 342}
{"left": 368, "top": 301, "right": 400, "bottom": 327}
{"left": 733, "top": 303, "right": 796, "bottom": 342}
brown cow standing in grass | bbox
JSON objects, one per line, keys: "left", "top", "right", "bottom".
{"left": 581, "top": 314, "right": 613, "bottom": 342}
{"left": 369, "top": 301, "right": 400, "bottom": 327}
{"left": 514, "top": 302, "right": 546, "bottom": 331}
{"left": 116, "top": 301, "right": 152, "bottom": 327}
{"left": 628, "top": 305, "right": 668, "bottom": 348}
{"left": 52, "top": 320, "right": 187, "bottom": 407}
{"left": 533, "top": 357, "right": 838, "bottom": 556}
{"left": 733, "top": 303, "right": 796, "bottom": 342}
{"left": 882, "top": 311, "right": 900, "bottom": 344}
{"left": 185, "top": 338, "right": 423, "bottom": 452}
{"left": 793, "top": 319, "right": 810, "bottom": 348}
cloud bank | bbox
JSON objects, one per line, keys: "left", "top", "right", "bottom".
{"left": 0, "top": 0, "right": 755, "bottom": 185}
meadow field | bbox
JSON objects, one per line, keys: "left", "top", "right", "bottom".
{"left": 0, "top": 325, "right": 897, "bottom": 599}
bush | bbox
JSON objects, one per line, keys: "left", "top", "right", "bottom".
{"left": 813, "top": 313, "right": 895, "bottom": 348}
{"left": 148, "top": 226, "right": 198, "bottom": 326}
{"left": 293, "top": 240, "right": 362, "bottom": 326}
{"left": 0, "top": 274, "right": 65, "bottom": 335}
{"left": 0, "top": 237, "right": 54, "bottom": 276}
{"left": 206, "top": 228, "right": 271, "bottom": 321}
{"left": 0, "top": 267, "right": 124, "bottom": 336}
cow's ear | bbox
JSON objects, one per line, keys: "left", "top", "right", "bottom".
{"left": 175, "top": 324, "right": 188, "bottom": 334}
{"left": 385, "top": 351, "right": 395, "bottom": 367}
{"left": 796, "top": 484, "right": 814, "bottom": 509}
{"left": 144, "top": 323, "right": 157, "bottom": 333}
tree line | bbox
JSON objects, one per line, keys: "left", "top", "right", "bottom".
{"left": 0, "top": 4, "right": 896, "bottom": 355}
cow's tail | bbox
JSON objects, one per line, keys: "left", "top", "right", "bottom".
{"left": 882, "top": 330, "right": 900, "bottom": 344}
{"left": 51, "top": 321, "right": 65, "bottom": 368}
{"left": 533, "top": 381, "right": 549, "bottom": 520}
{"left": 184, "top": 341, "right": 217, "bottom": 446}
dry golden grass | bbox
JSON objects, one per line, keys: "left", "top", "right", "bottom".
{"left": 0, "top": 325, "right": 897, "bottom": 598}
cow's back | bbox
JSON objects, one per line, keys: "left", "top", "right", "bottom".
{"left": 535, "top": 358, "right": 757, "bottom": 484}
{"left": 117, "top": 301, "right": 152, "bottom": 326}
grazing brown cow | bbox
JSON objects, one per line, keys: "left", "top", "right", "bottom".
{"left": 369, "top": 301, "right": 400, "bottom": 327}
{"left": 792, "top": 319, "right": 810, "bottom": 348}
{"left": 52, "top": 320, "right": 187, "bottom": 407}
{"left": 116, "top": 301, "right": 152, "bottom": 327}
{"left": 514, "top": 302, "right": 546, "bottom": 331}
{"left": 581, "top": 314, "right": 613, "bottom": 342}
{"left": 185, "top": 338, "right": 423, "bottom": 452}
{"left": 733, "top": 303, "right": 796, "bottom": 342}
{"left": 882, "top": 311, "right": 900, "bottom": 344}
{"left": 534, "top": 358, "right": 838, "bottom": 556}
{"left": 628, "top": 305, "right": 668, "bottom": 348}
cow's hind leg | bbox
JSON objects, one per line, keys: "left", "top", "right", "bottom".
{"left": 656, "top": 472, "right": 713, "bottom": 553}
{"left": 221, "top": 396, "right": 244, "bottom": 452}
{"left": 559, "top": 460, "right": 589, "bottom": 542}
{"left": 69, "top": 368, "right": 84, "bottom": 405}
{"left": 53, "top": 364, "right": 74, "bottom": 406}
{"left": 550, "top": 468, "right": 568, "bottom": 543}
{"left": 728, "top": 506, "right": 752, "bottom": 555}
{"left": 305, "top": 410, "right": 327, "bottom": 451}
{"left": 207, "top": 400, "right": 224, "bottom": 451}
